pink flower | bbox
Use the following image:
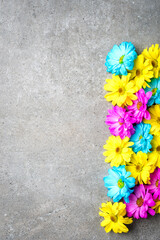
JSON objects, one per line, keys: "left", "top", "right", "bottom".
{"left": 105, "top": 106, "right": 135, "bottom": 139}
{"left": 125, "top": 184, "right": 155, "bottom": 219}
{"left": 127, "top": 88, "right": 152, "bottom": 123}
{"left": 147, "top": 168, "right": 160, "bottom": 200}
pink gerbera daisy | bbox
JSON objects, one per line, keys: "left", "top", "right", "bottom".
{"left": 125, "top": 184, "right": 155, "bottom": 219}
{"left": 147, "top": 168, "right": 160, "bottom": 200}
{"left": 127, "top": 88, "right": 152, "bottom": 123}
{"left": 105, "top": 105, "right": 135, "bottom": 139}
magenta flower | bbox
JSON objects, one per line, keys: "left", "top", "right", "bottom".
{"left": 147, "top": 168, "right": 160, "bottom": 200}
{"left": 125, "top": 184, "right": 155, "bottom": 219}
{"left": 105, "top": 106, "right": 135, "bottom": 139}
{"left": 127, "top": 88, "right": 152, "bottom": 123}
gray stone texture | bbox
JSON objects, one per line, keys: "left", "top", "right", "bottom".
{"left": 0, "top": 0, "right": 160, "bottom": 239}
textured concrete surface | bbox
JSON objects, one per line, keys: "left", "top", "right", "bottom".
{"left": 0, "top": 0, "right": 160, "bottom": 239}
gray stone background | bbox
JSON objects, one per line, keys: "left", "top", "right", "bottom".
{"left": 0, "top": 0, "right": 160, "bottom": 239}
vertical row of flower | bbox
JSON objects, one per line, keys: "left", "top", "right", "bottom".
{"left": 99, "top": 42, "right": 160, "bottom": 234}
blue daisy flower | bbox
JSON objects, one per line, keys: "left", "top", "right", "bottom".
{"left": 105, "top": 42, "right": 137, "bottom": 75}
{"left": 130, "top": 122, "right": 153, "bottom": 153}
{"left": 104, "top": 165, "right": 135, "bottom": 203}
{"left": 144, "top": 77, "right": 160, "bottom": 106}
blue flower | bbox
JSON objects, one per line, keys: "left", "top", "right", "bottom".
{"left": 105, "top": 42, "right": 137, "bottom": 75}
{"left": 144, "top": 77, "right": 160, "bottom": 106}
{"left": 103, "top": 165, "right": 135, "bottom": 203}
{"left": 130, "top": 122, "right": 153, "bottom": 153}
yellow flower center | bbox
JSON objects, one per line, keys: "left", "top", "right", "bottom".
{"left": 136, "top": 164, "right": 142, "bottom": 172}
{"left": 136, "top": 197, "right": 144, "bottom": 207}
{"left": 157, "top": 117, "right": 160, "bottom": 123}
{"left": 156, "top": 180, "right": 159, "bottom": 187}
{"left": 110, "top": 215, "right": 118, "bottom": 222}
{"left": 156, "top": 146, "right": 160, "bottom": 152}
{"left": 118, "top": 87, "right": 124, "bottom": 94}
{"left": 117, "top": 179, "right": 124, "bottom": 189}
{"left": 139, "top": 135, "right": 143, "bottom": 140}
{"left": 152, "top": 88, "right": 158, "bottom": 96}
{"left": 119, "top": 55, "right": 125, "bottom": 64}
{"left": 115, "top": 147, "right": 120, "bottom": 153}
{"left": 152, "top": 60, "right": 158, "bottom": 68}
{"left": 137, "top": 101, "right": 143, "bottom": 110}
{"left": 136, "top": 69, "right": 141, "bottom": 77}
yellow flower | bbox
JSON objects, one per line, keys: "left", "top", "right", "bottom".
{"left": 104, "top": 73, "right": 137, "bottom": 107}
{"left": 148, "top": 135, "right": 160, "bottom": 168}
{"left": 126, "top": 151, "right": 154, "bottom": 184}
{"left": 152, "top": 198, "right": 160, "bottom": 213}
{"left": 148, "top": 153, "right": 157, "bottom": 174}
{"left": 144, "top": 104, "right": 160, "bottom": 135}
{"left": 142, "top": 44, "right": 160, "bottom": 78}
{"left": 103, "top": 136, "right": 134, "bottom": 167}
{"left": 129, "top": 54, "right": 153, "bottom": 90}
{"left": 99, "top": 201, "right": 132, "bottom": 233}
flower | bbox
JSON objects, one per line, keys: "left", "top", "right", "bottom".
{"left": 149, "top": 135, "right": 160, "bottom": 168}
{"left": 103, "top": 136, "right": 134, "bottom": 167}
{"left": 144, "top": 104, "right": 160, "bottom": 135}
{"left": 125, "top": 184, "right": 155, "bottom": 219}
{"left": 142, "top": 44, "right": 160, "bottom": 78}
{"left": 104, "top": 165, "right": 135, "bottom": 203}
{"left": 126, "top": 151, "right": 154, "bottom": 184}
{"left": 152, "top": 198, "right": 160, "bottom": 213}
{"left": 104, "top": 74, "right": 137, "bottom": 107}
{"left": 129, "top": 122, "right": 153, "bottom": 153}
{"left": 106, "top": 106, "right": 135, "bottom": 139}
{"left": 144, "top": 77, "right": 160, "bottom": 106}
{"left": 147, "top": 168, "right": 160, "bottom": 200}
{"left": 105, "top": 42, "right": 137, "bottom": 76}
{"left": 99, "top": 201, "right": 133, "bottom": 233}
{"left": 127, "top": 88, "right": 152, "bottom": 123}
{"left": 148, "top": 153, "right": 157, "bottom": 174}
{"left": 129, "top": 54, "right": 153, "bottom": 90}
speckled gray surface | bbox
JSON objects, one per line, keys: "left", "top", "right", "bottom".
{"left": 0, "top": 0, "right": 160, "bottom": 239}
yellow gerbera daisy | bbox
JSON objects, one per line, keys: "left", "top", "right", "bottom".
{"left": 142, "top": 44, "right": 160, "bottom": 78}
{"left": 129, "top": 54, "right": 153, "bottom": 90}
{"left": 126, "top": 151, "right": 154, "bottom": 184}
{"left": 148, "top": 135, "right": 160, "bottom": 168}
{"left": 103, "top": 136, "right": 134, "bottom": 167}
{"left": 104, "top": 73, "right": 137, "bottom": 107}
{"left": 144, "top": 104, "right": 160, "bottom": 135}
{"left": 148, "top": 154, "right": 157, "bottom": 174}
{"left": 99, "top": 201, "right": 132, "bottom": 233}
{"left": 152, "top": 198, "right": 160, "bottom": 214}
